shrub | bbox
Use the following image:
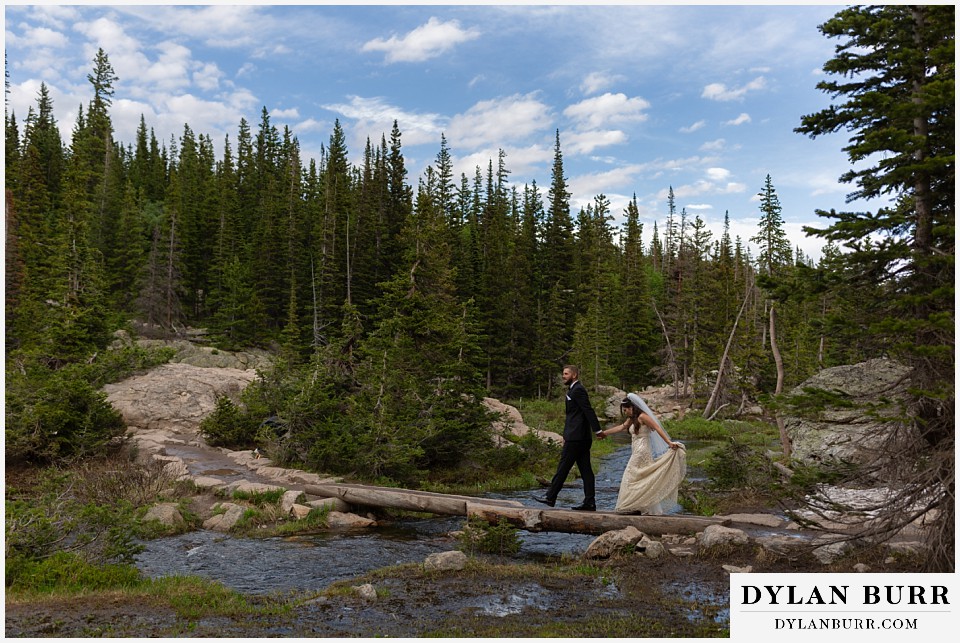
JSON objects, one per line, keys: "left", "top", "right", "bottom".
{"left": 5, "top": 467, "right": 145, "bottom": 588}
{"left": 4, "top": 344, "right": 174, "bottom": 465}
{"left": 457, "top": 517, "right": 523, "bottom": 556}
{"left": 199, "top": 396, "right": 259, "bottom": 448}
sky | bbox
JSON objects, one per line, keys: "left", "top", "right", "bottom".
{"left": 4, "top": 2, "right": 880, "bottom": 261}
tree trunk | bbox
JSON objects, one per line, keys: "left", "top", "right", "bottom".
{"left": 304, "top": 482, "right": 728, "bottom": 536}
{"left": 703, "top": 283, "right": 752, "bottom": 418}
{"left": 769, "top": 303, "right": 791, "bottom": 458}
{"left": 652, "top": 298, "right": 679, "bottom": 397}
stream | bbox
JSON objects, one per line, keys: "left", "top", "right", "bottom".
{"left": 135, "top": 438, "right": 704, "bottom": 595}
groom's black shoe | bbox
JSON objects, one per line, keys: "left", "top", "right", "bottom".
{"left": 533, "top": 495, "right": 555, "bottom": 507}
{"left": 571, "top": 501, "right": 596, "bottom": 511}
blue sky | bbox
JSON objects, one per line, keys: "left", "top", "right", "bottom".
{"left": 5, "top": 3, "right": 872, "bottom": 260}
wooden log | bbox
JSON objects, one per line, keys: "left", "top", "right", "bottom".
{"left": 304, "top": 483, "right": 524, "bottom": 516}
{"left": 304, "top": 483, "right": 728, "bottom": 536}
{"left": 466, "top": 502, "right": 728, "bottom": 536}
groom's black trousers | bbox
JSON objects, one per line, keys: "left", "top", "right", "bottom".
{"left": 545, "top": 439, "right": 595, "bottom": 504}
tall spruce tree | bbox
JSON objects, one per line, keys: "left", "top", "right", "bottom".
{"left": 796, "top": 4, "right": 955, "bottom": 571}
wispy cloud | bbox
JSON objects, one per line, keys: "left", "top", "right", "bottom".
{"left": 448, "top": 93, "right": 552, "bottom": 149}
{"left": 322, "top": 95, "right": 445, "bottom": 147}
{"left": 724, "top": 113, "right": 752, "bottom": 126}
{"left": 361, "top": 17, "right": 481, "bottom": 63}
{"left": 680, "top": 119, "right": 706, "bottom": 133}
{"left": 565, "top": 129, "right": 628, "bottom": 155}
{"left": 580, "top": 71, "right": 624, "bottom": 95}
{"left": 702, "top": 76, "right": 766, "bottom": 101}
{"left": 564, "top": 92, "right": 650, "bottom": 130}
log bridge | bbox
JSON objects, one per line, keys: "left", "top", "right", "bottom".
{"left": 304, "top": 482, "right": 729, "bottom": 536}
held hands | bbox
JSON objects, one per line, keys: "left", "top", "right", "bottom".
{"left": 596, "top": 430, "right": 607, "bottom": 440}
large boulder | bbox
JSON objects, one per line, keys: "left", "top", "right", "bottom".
{"left": 103, "top": 362, "right": 258, "bottom": 439}
{"left": 483, "top": 398, "right": 562, "bottom": 446}
{"left": 783, "top": 359, "right": 916, "bottom": 469}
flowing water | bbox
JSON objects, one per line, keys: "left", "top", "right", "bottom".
{"left": 135, "top": 437, "right": 705, "bottom": 595}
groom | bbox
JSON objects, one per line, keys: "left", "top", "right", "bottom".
{"left": 534, "top": 365, "right": 602, "bottom": 511}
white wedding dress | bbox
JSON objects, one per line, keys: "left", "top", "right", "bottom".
{"left": 614, "top": 424, "right": 687, "bottom": 515}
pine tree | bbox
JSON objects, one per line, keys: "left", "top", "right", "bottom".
{"left": 614, "top": 195, "right": 658, "bottom": 388}
{"left": 538, "top": 130, "right": 575, "bottom": 394}
{"left": 350, "top": 173, "right": 488, "bottom": 482}
{"left": 796, "top": 4, "right": 955, "bottom": 571}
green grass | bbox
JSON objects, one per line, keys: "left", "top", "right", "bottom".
{"left": 5, "top": 553, "right": 289, "bottom": 621}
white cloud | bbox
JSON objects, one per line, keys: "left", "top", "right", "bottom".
{"left": 361, "top": 17, "right": 481, "bottom": 63}
{"left": 323, "top": 95, "right": 446, "bottom": 148}
{"left": 193, "top": 62, "right": 223, "bottom": 92}
{"left": 724, "top": 113, "right": 752, "bottom": 126}
{"left": 294, "top": 118, "right": 329, "bottom": 134}
{"left": 564, "top": 92, "right": 650, "bottom": 130}
{"left": 685, "top": 203, "right": 714, "bottom": 211}
{"left": 705, "top": 167, "right": 731, "bottom": 182}
{"left": 26, "top": 5, "right": 80, "bottom": 30}
{"left": 700, "top": 138, "right": 726, "bottom": 151}
{"left": 570, "top": 164, "right": 646, "bottom": 204}
{"left": 453, "top": 144, "right": 552, "bottom": 183}
{"left": 447, "top": 93, "right": 552, "bottom": 149}
{"left": 580, "top": 71, "right": 623, "bottom": 95}
{"left": 680, "top": 120, "right": 706, "bottom": 133}
{"left": 271, "top": 107, "right": 300, "bottom": 120}
{"left": 701, "top": 76, "right": 766, "bottom": 101}
{"left": 21, "top": 25, "right": 69, "bottom": 48}
{"left": 565, "top": 130, "right": 627, "bottom": 155}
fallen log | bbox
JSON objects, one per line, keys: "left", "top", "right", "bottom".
{"left": 466, "top": 502, "right": 728, "bottom": 536}
{"left": 304, "top": 483, "right": 524, "bottom": 516}
{"left": 304, "top": 483, "right": 728, "bottom": 536}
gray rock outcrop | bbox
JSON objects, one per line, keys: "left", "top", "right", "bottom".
{"left": 784, "top": 358, "right": 916, "bottom": 469}
{"left": 483, "top": 398, "right": 562, "bottom": 446}
{"left": 104, "top": 362, "right": 258, "bottom": 440}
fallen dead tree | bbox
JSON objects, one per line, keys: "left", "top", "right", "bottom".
{"left": 305, "top": 482, "right": 728, "bottom": 536}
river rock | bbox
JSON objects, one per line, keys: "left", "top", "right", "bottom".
{"left": 424, "top": 550, "right": 468, "bottom": 571}
{"left": 483, "top": 398, "right": 562, "bottom": 446}
{"left": 812, "top": 538, "right": 853, "bottom": 565}
{"left": 281, "top": 490, "right": 304, "bottom": 514}
{"left": 698, "top": 524, "right": 749, "bottom": 550}
{"left": 784, "top": 359, "right": 916, "bottom": 471}
{"left": 584, "top": 526, "right": 644, "bottom": 559}
{"left": 722, "top": 564, "right": 753, "bottom": 573}
{"left": 755, "top": 534, "right": 807, "bottom": 558}
{"left": 307, "top": 497, "right": 353, "bottom": 513}
{"left": 326, "top": 511, "right": 376, "bottom": 529}
{"left": 355, "top": 583, "right": 377, "bottom": 601}
{"left": 203, "top": 503, "right": 246, "bottom": 532}
{"left": 291, "top": 504, "right": 313, "bottom": 519}
{"left": 720, "top": 513, "right": 785, "bottom": 528}
{"left": 142, "top": 502, "right": 186, "bottom": 529}
{"left": 225, "top": 480, "right": 283, "bottom": 495}
{"left": 637, "top": 536, "right": 665, "bottom": 560}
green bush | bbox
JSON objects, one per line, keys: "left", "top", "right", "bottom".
{"left": 457, "top": 517, "right": 523, "bottom": 556}
{"left": 5, "top": 468, "right": 145, "bottom": 590}
{"left": 5, "top": 344, "right": 174, "bottom": 465}
{"left": 702, "top": 439, "right": 778, "bottom": 490}
{"left": 199, "top": 395, "right": 259, "bottom": 448}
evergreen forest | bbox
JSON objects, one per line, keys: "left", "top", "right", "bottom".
{"left": 4, "top": 6, "right": 954, "bottom": 570}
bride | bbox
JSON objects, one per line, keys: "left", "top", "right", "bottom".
{"left": 598, "top": 393, "right": 687, "bottom": 515}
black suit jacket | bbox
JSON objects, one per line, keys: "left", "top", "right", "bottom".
{"left": 564, "top": 380, "right": 601, "bottom": 442}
